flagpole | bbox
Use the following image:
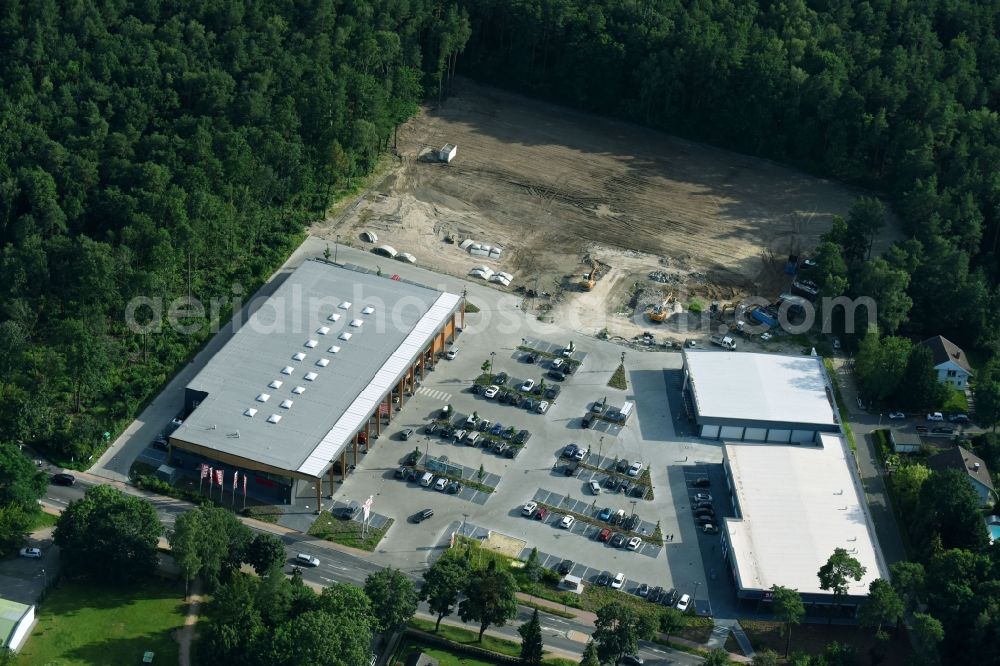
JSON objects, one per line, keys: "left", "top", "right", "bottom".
{"left": 242, "top": 475, "right": 247, "bottom": 510}
{"left": 198, "top": 464, "right": 204, "bottom": 493}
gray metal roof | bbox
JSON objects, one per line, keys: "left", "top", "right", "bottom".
{"left": 173, "top": 260, "right": 460, "bottom": 476}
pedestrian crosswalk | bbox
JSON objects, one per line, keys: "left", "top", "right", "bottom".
{"left": 416, "top": 386, "right": 452, "bottom": 402}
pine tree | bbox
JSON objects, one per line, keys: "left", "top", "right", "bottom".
{"left": 518, "top": 608, "right": 544, "bottom": 665}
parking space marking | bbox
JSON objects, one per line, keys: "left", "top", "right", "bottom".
{"left": 417, "top": 387, "right": 453, "bottom": 402}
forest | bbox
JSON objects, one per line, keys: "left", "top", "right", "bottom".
{"left": 460, "top": 0, "right": 1000, "bottom": 355}
{"left": 0, "top": 0, "right": 470, "bottom": 461}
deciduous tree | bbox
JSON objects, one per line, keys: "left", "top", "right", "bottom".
{"left": 421, "top": 556, "right": 469, "bottom": 631}
{"left": 770, "top": 585, "right": 804, "bottom": 657}
{"left": 859, "top": 579, "right": 904, "bottom": 632}
{"left": 459, "top": 560, "right": 519, "bottom": 641}
{"left": 818, "top": 548, "right": 866, "bottom": 621}
{"left": 365, "top": 567, "right": 418, "bottom": 633}
{"left": 592, "top": 602, "right": 655, "bottom": 665}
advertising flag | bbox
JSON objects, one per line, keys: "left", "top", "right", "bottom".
{"left": 232, "top": 471, "right": 239, "bottom": 489}
{"left": 200, "top": 464, "right": 209, "bottom": 480}
{"left": 214, "top": 469, "right": 223, "bottom": 486}
{"left": 242, "top": 474, "right": 247, "bottom": 495}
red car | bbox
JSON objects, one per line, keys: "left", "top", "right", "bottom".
{"left": 535, "top": 507, "right": 549, "bottom": 521}
{"left": 598, "top": 527, "right": 612, "bottom": 542}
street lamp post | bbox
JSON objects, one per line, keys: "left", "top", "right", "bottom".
{"left": 693, "top": 580, "right": 701, "bottom": 613}
{"left": 490, "top": 351, "right": 496, "bottom": 377}
{"left": 598, "top": 436, "right": 605, "bottom": 464}
{"left": 630, "top": 499, "right": 637, "bottom": 519}
{"left": 334, "top": 234, "right": 340, "bottom": 263}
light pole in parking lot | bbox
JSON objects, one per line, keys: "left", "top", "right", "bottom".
{"left": 490, "top": 351, "right": 496, "bottom": 376}
{"left": 598, "top": 436, "right": 605, "bottom": 463}
{"left": 630, "top": 499, "right": 637, "bottom": 520}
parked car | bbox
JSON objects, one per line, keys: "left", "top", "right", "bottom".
{"left": 523, "top": 397, "right": 536, "bottom": 411}
{"left": 589, "top": 480, "right": 602, "bottom": 495}
{"left": 522, "top": 501, "right": 538, "bottom": 516}
{"left": 915, "top": 425, "right": 929, "bottom": 434}
{"left": 581, "top": 413, "right": 595, "bottom": 429}
{"left": 573, "top": 447, "right": 587, "bottom": 461}
{"left": 562, "top": 443, "right": 579, "bottom": 458}
{"left": 694, "top": 508, "right": 716, "bottom": 518}
{"left": 551, "top": 358, "right": 564, "bottom": 370}
{"left": 51, "top": 473, "right": 76, "bottom": 486}
{"left": 703, "top": 524, "right": 720, "bottom": 534}
{"left": 19, "top": 547, "right": 41, "bottom": 558}
{"left": 648, "top": 587, "right": 664, "bottom": 603}
{"left": 296, "top": 553, "right": 320, "bottom": 567}
{"left": 525, "top": 353, "right": 538, "bottom": 364}
{"left": 611, "top": 572, "right": 626, "bottom": 589}
{"left": 596, "top": 571, "right": 611, "bottom": 586}
{"left": 547, "top": 370, "right": 566, "bottom": 381}
{"left": 949, "top": 414, "right": 970, "bottom": 424}
{"left": 627, "top": 461, "right": 643, "bottom": 477}
{"left": 931, "top": 427, "right": 955, "bottom": 435}
{"left": 637, "top": 583, "right": 650, "bottom": 598}
{"left": 676, "top": 594, "right": 691, "bottom": 612}
{"left": 927, "top": 412, "right": 944, "bottom": 421}
{"left": 591, "top": 401, "right": 606, "bottom": 413}
{"left": 626, "top": 536, "right": 643, "bottom": 551}
{"left": 610, "top": 533, "right": 626, "bottom": 548}
{"left": 694, "top": 500, "right": 713, "bottom": 510}
{"left": 152, "top": 436, "right": 169, "bottom": 450}
{"left": 620, "top": 656, "right": 644, "bottom": 666}
{"left": 694, "top": 492, "right": 713, "bottom": 503}
{"left": 520, "top": 379, "right": 535, "bottom": 392}
{"left": 446, "top": 481, "right": 463, "bottom": 494}
{"left": 536, "top": 400, "right": 550, "bottom": 414}
{"left": 514, "top": 429, "right": 531, "bottom": 444}
{"left": 535, "top": 507, "right": 549, "bottom": 520}
{"left": 510, "top": 393, "right": 525, "bottom": 407}
{"left": 440, "top": 404, "right": 452, "bottom": 418}
{"left": 692, "top": 477, "right": 711, "bottom": 487}
{"left": 478, "top": 419, "right": 491, "bottom": 431}
{"left": 400, "top": 428, "right": 414, "bottom": 441}
{"left": 623, "top": 514, "right": 641, "bottom": 531}
{"left": 395, "top": 466, "right": 410, "bottom": 478}
{"left": 411, "top": 508, "right": 434, "bottom": 523}
{"left": 434, "top": 477, "right": 448, "bottom": 491}
{"left": 611, "top": 509, "right": 626, "bottom": 526}
{"left": 470, "top": 383, "right": 482, "bottom": 395}
{"left": 557, "top": 559, "right": 574, "bottom": 575}
{"left": 544, "top": 385, "right": 561, "bottom": 399}
{"left": 617, "top": 479, "right": 632, "bottom": 495}
{"left": 493, "top": 371, "right": 509, "bottom": 386}
{"left": 615, "top": 459, "right": 630, "bottom": 473}
{"left": 559, "top": 515, "right": 575, "bottom": 529}
{"left": 598, "top": 506, "right": 613, "bottom": 521}
{"left": 453, "top": 429, "right": 467, "bottom": 442}
{"left": 484, "top": 385, "right": 500, "bottom": 399}
{"left": 563, "top": 462, "right": 579, "bottom": 476}
{"left": 336, "top": 502, "right": 361, "bottom": 520}
{"left": 504, "top": 446, "right": 518, "bottom": 459}
{"left": 424, "top": 422, "right": 440, "bottom": 435}
{"left": 696, "top": 516, "right": 717, "bottom": 527}
{"left": 445, "top": 348, "right": 458, "bottom": 360}
{"left": 889, "top": 411, "right": 906, "bottom": 420}
{"left": 598, "top": 527, "right": 612, "bottom": 542}
{"left": 663, "top": 588, "right": 679, "bottom": 607}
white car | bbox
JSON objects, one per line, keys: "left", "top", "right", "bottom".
{"left": 627, "top": 461, "right": 643, "bottom": 477}
{"left": 927, "top": 412, "right": 944, "bottom": 421}
{"left": 434, "top": 477, "right": 448, "bottom": 491}
{"left": 521, "top": 379, "right": 535, "bottom": 392}
{"left": 484, "top": 385, "right": 500, "bottom": 399}
{"left": 536, "top": 400, "right": 550, "bottom": 414}
{"left": 759, "top": 332, "right": 772, "bottom": 341}
{"left": 19, "top": 547, "right": 41, "bottom": 559}
{"left": 296, "top": 553, "right": 320, "bottom": 567}
{"left": 626, "top": 536, "right": 642, "bottom": 551}
{"left": 676, "top": 593, "right": 691, "bottom": 612}
{"left": 889, "top": 411, "right": 906, "bottom": 419}
{"left": 445, "top": 348, "right": 458, "bottom": 360}
{"left": 611, "top": 572, "right": 625, "bottom": 589}
{"left": 559, "top": 515, "right": 575, "bottom": 529}
{"left": 551, "top": 358, "right": 564, "bottom": 370}
{"left": 522, "top": 501, "right": 538, "bottom": 516}
{"left": 694, "top": 492, "right": 713, "bottom": 503}
{"left": 589, "top": 480, "right": 602, "bottom": 495}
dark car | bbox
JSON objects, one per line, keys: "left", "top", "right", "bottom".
{"left": 547, "top": 370, "right": 566, "bottom": 382}
{"left": 411, "top": 509, "right": 434, "bottom": 523}
{"left": 446, "top": 481, "right": 463, "bottom": 494}
{"left": 563, "top": 443, "right": 579, "bottom": 458}
{"left": 563, "top": 462, "right": 579, "bottom": 476}
{"left": 399, "top": 428, "right": 415, "bottom": 441}
{"left": 335, "top": 503, "right": 360, "bottom": 520}
{"left": 495, "top": 442, "right": 508, "bottom": 456}
{"left": 596, "top": 571, "right": 611, "bottom": 586}
{"left": 497, "top": 390, "right": 511, "bottom": 403}
{"left": 152, "top": 436, "right": 169, "bottom": 451}
{"left": 623, "top": 514, "right": 641, "bottom": 531}
{"left": 617, "top": 479, "right": 632, "bottom": 495}
{"left": 648, "top": 586, "right": 664, "bottom": 603}
{"left": 440, "top": 425, "right": 455, "bottom": 438}
{"left": 470, "top": 383, "right": 482, "bottom": 395}
{"left": 504, "top": 446, "right": 518, "bottom": 459}
{"left": 510, "top": 393, "right": 524, "bottom": 407}
{"left": 557, "top": 559, "right": 574, "bottom": 575}
{"left": 514, "top": 429, "right": 531, "bottom": 445}
{"left": 406, "top": 469, "right": 421, "bottom": 482}
{"left": 629, "top": 485, "right": 646, "bottom": 498}
{"left": 696, "top": 516, "right": 717, "bottom": 527}
{"left": 523, "top": 397, "right": 536, "bottom": 411}
{"left": 916, "top": 425, "right": 929, "bottom": 433}
{"left": 949, "top": 414, "right": 970, "bottom": 424}
{"left": 692, "top": 477, "right": 711, "bottom": 487}
{"left": 544, "top": 385, "right": 561, "bottom": 399}
{"left": 581, "top": 413, "right": 595, "bottom": 429}
{"left": 395, "top": 466, "right": 410, "bottom": 478}
{"left": 51, "top": 473, "right": 76, "bottom": 486}
{"left": 604, "top": 475, "right": 618, "bottom": 489}
{"left": 610, "top": 533, "right": 626, "bottom": 548}
{"left": 494, "top": 371, "right": 509, "bottom": 386}
{"left": 662, "top": 588, "right": 679, "bottom": 606}
{"left": 525, "top": 353, "right": 538, "bottom": 364}
{"left": 620, "top": 655, "right": 643, "bottom": 666}
{"left": 562, "top": 362, "right": 577, "bottom": 375}
{"left": 694, "top": 500, "right": 713, "bottom": 510}
{"left": 616, "top": 459, "right": 630, "bottom": 473}
{"left": 502, "top": 427, "right": 515, "bottom": 440}
{"left": 694, "top": 508, "right": 715, "bottom": 518}
{"left": 425, "top": 422, "right": 440, "bottom": 435}
{"left": 931, "top": 427, "right": 955, "bottom": 434}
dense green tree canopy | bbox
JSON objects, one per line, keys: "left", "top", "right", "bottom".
{"left": 53, "top": 485, "right": 162, "bottom": 583}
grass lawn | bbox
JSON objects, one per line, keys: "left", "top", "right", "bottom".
{"left": 29, "top": 511, "right": 58, "bottom": 531}
{"left": 941, "top": 387, "right": 969, "bottom": 413}
{"left": 395, "top": 640, "right": 498, "bottom": 666}
{"left": 309, "top": 511, "right": 393, "bottom": 551}
{"left": 17, "top": 577, "right": 188, "bottom": 666}
{"left": 607, "top": 364, "right": 627, "bottom": 390}
{"left": 409, "top": 618, "right": 521, "bottom": 657}
{"left": 740, "top": 619, "right": 912, "bottom": 665}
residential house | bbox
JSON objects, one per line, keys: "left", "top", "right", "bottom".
{"left": 919, "top": 335, "right": 973, "bottom": 390}
{"left": 926, "top": 446, "right": 996, "bottom": 507}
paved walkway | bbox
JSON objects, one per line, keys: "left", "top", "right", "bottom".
{"left": 177, "top": 578, "right": 204, "bottom": 666}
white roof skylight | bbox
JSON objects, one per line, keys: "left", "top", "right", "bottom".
{"left": 316, "top": 358, "right": 330, "bottom": 367}
{"left": 281, "top": 366, "right": 294, "bottom": 375}
{"left": 305, "top": 339, "right": 318, "bottom": 348}
{"left": 339, "top": 332, "right": 352, "bottom": 341}
{"left": 305, "top": 371, "right": 318, "bottom": 381}
{"left": 292, "top": 352, "right": 306, "bottom": 361}
{"left": 338, "top": 301, "right": 351, "bottom": 309}
{"left": 350, "top": 319, "right": 363, "bottom": 328}
{"left": 292, "top": 386, "right": 306, "bottom": 395}
{"left": 244, "top": 408, "right": 258, "bottom": 417}
{"left": 256, "top": 393, "right": 270, "bottom": 403}
{"left": 280, "top": 399, "right": 293, "bottom": 409}
{"left": 328, "top": 345, "right": 341, "bottom": 353}
{"left": 317, "top": 326, "right": 330, "bottom": 335}
{"left": 362, "top": 306, "right": 375, "bottom": 315}
{"left": 268, "top": 380, "right": 283, "bottom": 389}
{"left": 267, "top": 414, "right": 282, "bottom": 424}
{"left": 327, "top": 313, "right": 341, "bottom": 322}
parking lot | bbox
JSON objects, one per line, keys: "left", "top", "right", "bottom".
{"left": 333, "top": 307, "right": 726, "bottom": 608}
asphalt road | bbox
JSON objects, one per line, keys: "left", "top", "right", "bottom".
{"left": 41, "top": 475, "right": 704, "bottom": 664}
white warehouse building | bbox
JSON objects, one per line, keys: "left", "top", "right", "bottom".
{"left": 682, "top": 350, "right": 841, "bottom": 443}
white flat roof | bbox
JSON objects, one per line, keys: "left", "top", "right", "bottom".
{"left": 724, "top": 434, "right": 885, "bottom": 596}
{"left": 685, "top": 350, "right": 836, "bottom": 427}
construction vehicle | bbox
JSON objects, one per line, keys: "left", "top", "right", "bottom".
{"left": 647, "top": 294, "right": 677, "bottom": 323}
{"left": 710, "top": 334, "right": 737, "bottom": 350}
{"left": 578, "top": 259, "right": 600, "bottom": 291}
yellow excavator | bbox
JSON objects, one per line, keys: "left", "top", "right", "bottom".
{"left": 647, "top": 293, "right": 674, "bottom": 323}
{"left": 578, "top": 259, "right": 600, "bottom": 291}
